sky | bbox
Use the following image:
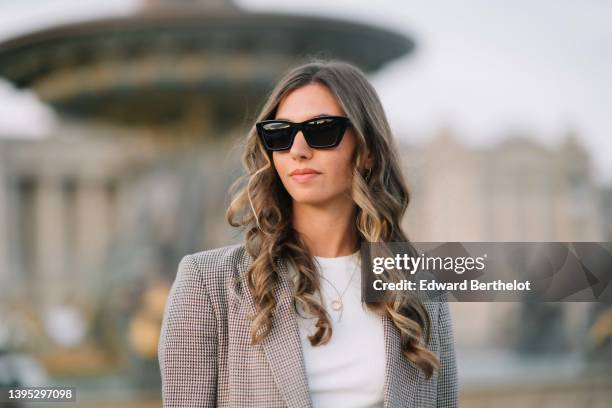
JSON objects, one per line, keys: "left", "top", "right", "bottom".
{"left": 0, "top": 0, "right": 611, "bottom": 183}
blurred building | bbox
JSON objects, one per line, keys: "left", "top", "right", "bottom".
{"left": 402, "top": 128, "right": 603, "bottom": 243}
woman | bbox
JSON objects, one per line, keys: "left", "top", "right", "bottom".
{"left": 158, "top": 60, "right": 458, "bottom": 407}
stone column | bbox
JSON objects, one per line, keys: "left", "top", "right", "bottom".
{"left": 34, "top": 174, "right": 66, "bottom": 306}
{"left": 73, "top": 178, "right": 112, "bottom": 296}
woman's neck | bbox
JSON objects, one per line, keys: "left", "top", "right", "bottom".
{"left": 292, "top": 200, "right": 359, "bottom": 258}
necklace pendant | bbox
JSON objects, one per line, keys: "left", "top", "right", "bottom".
{"left": 331, "top": 299, "right": 343, "bottom": 311}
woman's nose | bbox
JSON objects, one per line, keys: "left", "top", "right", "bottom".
{"left": 289, "top": 131, "right": 313, "bottom": 159}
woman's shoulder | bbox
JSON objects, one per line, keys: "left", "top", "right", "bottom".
{"left": 177, "top": 242, "right": 248, "bottom": 288}
{"left": 187, "top": 242, "right": 247, "bottom": 266}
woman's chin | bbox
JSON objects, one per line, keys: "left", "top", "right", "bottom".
{"left": 290, "top": 194, "right": 329, "bottom": 206}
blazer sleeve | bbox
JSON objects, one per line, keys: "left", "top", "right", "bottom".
{"left": 436, "top": 300, "right": 459, "bottom": 407}
{"left": 158, "top": 254, "right": 218, "bottom": 407}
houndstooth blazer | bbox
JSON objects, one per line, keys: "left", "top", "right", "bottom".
{"left": 158, "top": 243, "right": 458, "bottom": 407}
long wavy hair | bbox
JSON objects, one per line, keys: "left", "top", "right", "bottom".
{"left": 226, "top": 59, "right": 440, "bottom": 378}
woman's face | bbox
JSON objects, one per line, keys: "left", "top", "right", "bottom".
{"left": 272, "top": 83, "right": 357, "bottom": 207}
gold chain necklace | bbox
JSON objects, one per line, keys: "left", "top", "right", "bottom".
{"left": 318, "top": 257, "right": 360, "bottom": 313}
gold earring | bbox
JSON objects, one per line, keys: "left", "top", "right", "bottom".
{"left": 364, "top": 167, "right": 372, "bottom": 181}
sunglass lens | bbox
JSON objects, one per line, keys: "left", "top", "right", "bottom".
{"left": 304, "top": 118, "right": 346, "bottom": 147}
{"left": 261, "top": 122, "right": 294, "bottom": 150}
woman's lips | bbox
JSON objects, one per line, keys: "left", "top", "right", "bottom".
{"left": 290, "top": 173, "right": 320, "bottom": 182}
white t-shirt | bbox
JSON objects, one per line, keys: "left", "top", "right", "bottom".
{"left": 289, "top": 250, "right": 386, "bottom": 408}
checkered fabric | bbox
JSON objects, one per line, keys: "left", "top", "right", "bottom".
{"left": 158, "top": 243, "right": 459, "bottom": 407}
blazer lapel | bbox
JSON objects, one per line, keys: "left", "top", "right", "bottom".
{"left": 238, "top": 252, "right": 313, "bottom": 408}
{"left": 382, "top": 313, "right": 425, "bottom": 407}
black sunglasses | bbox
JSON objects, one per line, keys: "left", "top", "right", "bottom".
{"left": 256, "top": 115, "right": 351, "bottom": 151}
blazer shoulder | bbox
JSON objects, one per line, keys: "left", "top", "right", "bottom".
{"left": 182, "top": 242, "right": 247, "bottom": 288}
